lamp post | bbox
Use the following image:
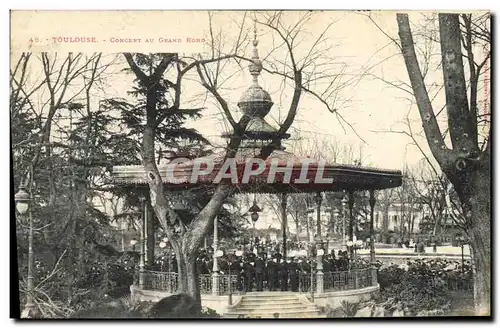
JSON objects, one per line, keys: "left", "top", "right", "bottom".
{"left": 308, "top": 246, "right": 315, "bottom": 302}
{"left": 315, "top": 192, "right": 323, "bottom": 239}
{"left": 162, "top": 237, "right": 172, "bottom": 273}
{"left": 159, "top": 241, "right": 167, "bottom": 272}
{"left": 316, "top": 248, "right": 324, "bottom": 294}
{"left": 346, "top": 240, "right": 353, "bottom": 270}
{"left": 249, "top": 200, "right": 261, "bottom": 253}
{"left": 213, "top": 249, "right": 224, "bottom": 296}
{"left": 16, "top": 185, "right": 37, "bottom": 318}
{"left": 212, "top": 215, "right": 221, "bottom": 296}
{"left": 341, "top": 196, "right": 348, "bottom": 247}
{"left": 456, "top": 235, "right": 466, "bottom": 273}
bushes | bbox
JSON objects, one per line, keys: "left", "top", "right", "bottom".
{"left": 377, "top": 265, "right": 406, "bottom": 290}
{"left": 377, "top": 259, "right": 472, "bottom": 315}
{"left": 379, "top": 280, "right": 450, "bottom": 315}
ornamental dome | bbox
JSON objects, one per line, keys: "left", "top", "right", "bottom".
{"left": 237, "top": 21, "right": 274, "bottom": 118}
{"left": 238, "top": 84, "right": 273, "bottom": 118}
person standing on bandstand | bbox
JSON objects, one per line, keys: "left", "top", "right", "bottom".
{"left": 254, "top": 254, "right": 265, "bottom": 292}
{"left": 196, "top": 255, "right": 209, "bottom": 274}
{"left": 287, "top": 257, "right": 299, "bottom": 292}
{"left": 279, "top": 257, "right": 289, "bottom": 291}
{"left": 267, "top": 257, "right": 277, "bottom": 291}
{"left": 243, "top": 255, "right": 255, "bottom": 292}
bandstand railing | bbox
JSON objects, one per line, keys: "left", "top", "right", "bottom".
{"left": 298, "top": 268, "right": 375, "bottom": 293}
{"left": 322, "top": 268, "right": 373, "bottom": 291}
{"left": 139, "top": 268, "right": 377, "bottom": 296}
{"left": 140, "top": 271, "right": 244, "bottom": 296}
{"left": 142, "top": 270, "right": 179, "bottom": 293}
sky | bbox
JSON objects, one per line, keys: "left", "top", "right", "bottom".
{"left": 10, "top": 10, "right": 490, "bottom": 174}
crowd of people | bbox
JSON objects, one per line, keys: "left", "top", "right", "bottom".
{"left": 149, "top": 241, "right": 372, "bottom": 293}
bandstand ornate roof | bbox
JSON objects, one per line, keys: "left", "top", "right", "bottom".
{"left": 111, "top": 152, "right": 403, "bottom": 194}
{"left": 110, "top": 21, "right": 403, "bottom": 194}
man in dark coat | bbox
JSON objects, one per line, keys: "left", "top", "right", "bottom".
{"left": 243, "top": 257, "right": 255, "bottom": 292}
{"left": 287, "top": 258, "right": 299, "bottom": 292}
{"left": 323, "top": 257, "right": 332, "bottom": 273}
{"left": 254, "top": 255, "right": 266, "bottom": 291}
{"left": 278, "top": 259, "right": 289, "bottom": 291}
{"left": 266, "top": 257, "right": 277, "bottom": 291}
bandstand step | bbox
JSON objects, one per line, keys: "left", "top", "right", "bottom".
{"left": 239, "top": 299, "right": 306, "bottom": 306}
{"left": 224, "top": 292, "right": 322, "bottom": 319}
{"left": 241, "top": 296, "right": 300, "bottom": 302}
{"left": 236, "top": 304, "right": 318, "bottom": 311}
{"left": 225, "top": 309, "right": 322, "bottom": 319}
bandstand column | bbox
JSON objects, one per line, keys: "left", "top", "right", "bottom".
{"left": 281, "top": 193, "right": 288, "bottom": 259}
{"left": 146, "top": 201, "right": 155, "bottom": 266}
{"left": 315, "top": 192, "right": 322, "bottom": 238}
{"left": 369, "top": 190, "right": 377, "bottom": 286}
{"left": 347, "top": 191, "right": 355, "bottom": 260}
{"left": 139, "top": 196, "right": 146, "bottom": 290}
{"left": 315, "top": 192, "right": 324, "bottom": 294}
{"left": 212, "top": 216, "right": 220, "bottom": 296}
{"left": 348, "top": 191, "right": 354, "bottom": 240}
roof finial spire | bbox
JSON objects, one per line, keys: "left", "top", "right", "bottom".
{"left": 249, "top": 17, "right": 262, "bottom": 85}
{"left": 253, "top": 18, "right": 258, "bottom": 46}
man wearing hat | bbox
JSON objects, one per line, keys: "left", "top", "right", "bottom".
{"left": 287, "top": 257, "right": 300, "bottom": 292}
{"left": 278, "top": 257, "right": 289, "bottom": 291}
{"left": 243, "top": 254, "right": 255, "bottom": 292}
{"left": 254, "top": 254, "right": 266, "bottom": 292}
{"left": 266, "top": 256, "right": 277, "bottom": 291}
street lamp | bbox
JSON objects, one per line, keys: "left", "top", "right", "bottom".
{"left": 249, "top": 200, "right": 261, "bottom": 249}
{"left": 15, "top": 187, "right": 30, "bottom": 214}
{"left": 16, "top": 185, "right": 37, "bottom": 318}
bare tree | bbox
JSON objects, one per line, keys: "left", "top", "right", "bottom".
{"left": 396, "top": 13, "right": 490, "bottom": 315}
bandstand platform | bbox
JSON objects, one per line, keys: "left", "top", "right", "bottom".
{"left": 131, "top": 269, "right": 378, "bottom": 318}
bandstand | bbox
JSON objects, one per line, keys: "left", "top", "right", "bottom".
{"left": 110, "top": 25, "right": 403, "bottom": 317}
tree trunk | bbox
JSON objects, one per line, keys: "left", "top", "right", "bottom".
{"left": 397, "top": 14, "right": 491, "bottom": 315}
{"left": 467, "top": 164, "right": 490, "bottom": 315}
{"left": 173, "top": 244, "right": 201, "bottom": 310}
